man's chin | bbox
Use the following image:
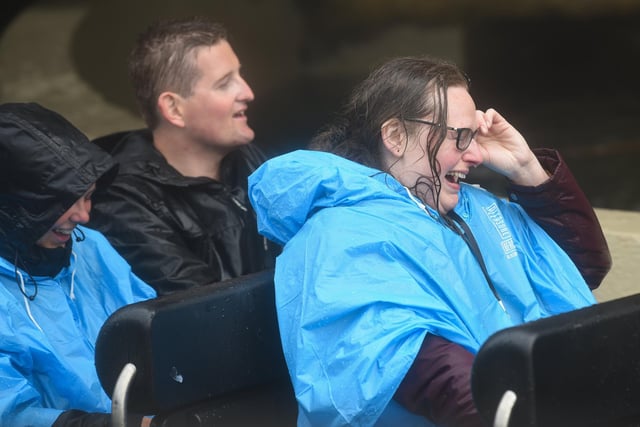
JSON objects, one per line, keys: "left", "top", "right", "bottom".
{"left": 237, "top": 129, "right": 255, "bottom": 144}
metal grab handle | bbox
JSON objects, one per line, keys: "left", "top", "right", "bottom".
{"left": 112, "top": 362, "right": 137, "bottom": 427}
{"left": 493, "top": 390, "right": 517, "bottom": 427}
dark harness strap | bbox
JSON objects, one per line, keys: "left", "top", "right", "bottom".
{"left": 447, "top": 211, "right": 505, "bottom": 312}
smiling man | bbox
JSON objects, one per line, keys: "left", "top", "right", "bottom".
{"left": 89, "top": 17, "right": 277, "bottom": 295}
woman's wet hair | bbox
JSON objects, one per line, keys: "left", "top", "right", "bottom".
{"left": 309, "top": 55, "right": 469, "bottom": 209}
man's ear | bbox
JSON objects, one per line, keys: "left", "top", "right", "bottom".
{"left": 381, "top": 118, "right": 405, "bottom": 158}
{"left": 157, "top": 92, "right": 185, "bottom": 127}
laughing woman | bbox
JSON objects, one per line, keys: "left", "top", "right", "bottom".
{"left": 248, "top": 56, "right": 610, "bottom": 426}
{"left": 0, "top": 103, "right": 156, "bottom": 427}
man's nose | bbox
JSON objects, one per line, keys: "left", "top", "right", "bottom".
{"left": 239, "top": 77, "right": 255, "bottom": 102}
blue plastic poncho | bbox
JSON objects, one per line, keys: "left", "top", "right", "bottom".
{"left": 0, "top": 226, "right": 156, "bottom": 426}
{"left": 248, "top": 150, "right": 596, "bottom": 427}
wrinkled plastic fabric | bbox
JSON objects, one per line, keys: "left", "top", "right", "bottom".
{"left": 0, "top": 102, "right": 118, "bottom": 251}
{"left": 89, "top": 130, "right": 277, "bottom": 295}
{"left": 0, "top": 226, "right": 156, "bottom": 427}
{"left": 248, "top": 150, "right": 596, "bottom": 427}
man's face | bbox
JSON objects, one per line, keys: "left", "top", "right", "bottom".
{"left": 180, "top": 40, "right": 255, "bottom": 149}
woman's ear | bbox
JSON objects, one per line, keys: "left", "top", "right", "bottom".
{"left": 157, "top": 92, "right": 185, "bottom": 127}
{"left": 381, "top": 118, "right": 405, "bottom": 158}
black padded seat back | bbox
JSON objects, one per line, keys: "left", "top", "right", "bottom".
{"left": 95, "top": 269, "right": 289, "bottom": 415}
{"left": 471, "top": 293, "right": 640, "bottom": 427}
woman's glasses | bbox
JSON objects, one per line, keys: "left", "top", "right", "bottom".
{"left": 405, "top": 118, "right": 478, "bottom": 151}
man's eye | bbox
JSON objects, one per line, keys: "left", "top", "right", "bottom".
{"left": 217, "top": 76, "right": 233, "bottom": 89}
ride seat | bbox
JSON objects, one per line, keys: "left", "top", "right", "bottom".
{"left": 95, "top": 269, "right": 296, "bottom": 427}
{"left": 472, "top": 293, "right": 640, "bottom": 427}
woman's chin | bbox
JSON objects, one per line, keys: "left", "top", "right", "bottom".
{"left": 439, "top": 195, "right": 459, "bottom": 214}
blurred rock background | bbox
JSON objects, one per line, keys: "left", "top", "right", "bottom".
{"left": 1, "top": 0, "right": 639, "bottom": 213}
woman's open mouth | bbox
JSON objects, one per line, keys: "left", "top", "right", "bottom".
{"left": 445, "top": 171, "right": 466, "bottom": 184}
{"left": 52, "top": 227, "right": 74, "bottom": 241}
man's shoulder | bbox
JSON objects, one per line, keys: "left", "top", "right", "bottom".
{"left": 93, "top": 128, "right": 151, "bottom": 154}
{"left": 95, "top": 130, "right": 177, "bottom": 186}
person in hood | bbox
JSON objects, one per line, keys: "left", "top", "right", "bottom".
{"left": 0, "top": 102, "right": 156, "bottom": 427}
{"left": 248, "top": 56, "right": 611, "bottom": 427}
{"left": 88, "top": 17, "right": 278, "bottom": 296}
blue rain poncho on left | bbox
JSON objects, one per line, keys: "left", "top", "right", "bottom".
{"left": 248, "top": 150, "right": 596, "bottom": 427}
{"left": 0, "top": 102, "right": 156, "bottom": 426}
{"left": 0, "top": 226, "right": 156, "bottom": 427}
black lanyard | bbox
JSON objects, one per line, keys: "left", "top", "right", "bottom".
{"left": 447, "top": 211, "right": 506, "bottom": 312}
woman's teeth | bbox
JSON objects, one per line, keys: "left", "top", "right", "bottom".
{"left": 445, "top": 171, "right": 466, "bottom": 184}
{"left": 53, "top": 228, "right": 73, "bottom": 235}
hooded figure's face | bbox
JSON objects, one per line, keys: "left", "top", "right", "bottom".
{"left": 0, "top": 102, "right": 117, "bottom": 253}
{"left": 35, "top": 184, "right": 95, "bottom": 249}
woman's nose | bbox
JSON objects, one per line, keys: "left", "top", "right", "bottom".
{"left": 69, "top": 199, "right": 92, "bottom": 224}
{"left": 462, "top": 139, "right": 483, "bottom": 166}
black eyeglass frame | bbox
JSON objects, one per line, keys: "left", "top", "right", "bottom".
{"left": 405, "top": 118, "right": 478, "bottom": 151}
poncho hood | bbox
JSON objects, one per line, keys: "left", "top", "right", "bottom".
{"left": 249, "top": 149, "right": 412, "bottom": 246}
{"left": 0, "top": 103, "right": 118, "bottom": 251}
